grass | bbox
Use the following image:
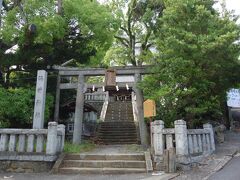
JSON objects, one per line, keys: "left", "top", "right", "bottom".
{"left": 64, "top": 140, "right": 96, "bottom": 153}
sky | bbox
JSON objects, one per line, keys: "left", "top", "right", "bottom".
{"left": 215, "top": 0, "right": 240, "bottom": 16}
{"left": 224, "top": 0, "right": 240, "bottom": 15}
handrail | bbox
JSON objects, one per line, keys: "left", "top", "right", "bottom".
{"left": 100, "top": 91, "right": 109, "bottom": 121}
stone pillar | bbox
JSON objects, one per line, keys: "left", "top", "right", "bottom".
{"left": 8, "top": 135, "right": 16, "bottom": 152}
{"left": 27, "top": 135, "right": 34, "bottom": 152}
{"left": 57, "top": 124, "right": 65, "bottom": 152}
{"left": 33, "top": 70, "right": 48, "bottom": 129}
{"left": 73, "top": 74, "right": 85, "bottom": 144}
{"left": 174, "top": 120, "right": 188, "bottom": 162}
{"left": 198, "top": 134, "right": 203, "bottom": 153}
{"left": 203, "top": 123, "right": 215, "bottom": 152}
{"left": 36, "top": 135, "right": 44, "bottom": 153}
{"left": 0, "top": 134, "right": 8, "bottom": 151}
{"left": 134, "top": 73, "right": 149, "bottom": 146}
{"left": 18, "top": 135, "right": 26, "bottom": 152}
{"left": 54, "top": 74, "right": 61, "bottom": 122}
{"left": 152, "top": 120, "right": 165, "bottom": 156}
{"left": 46, "top": 122, "right": 58, "bottom": 155}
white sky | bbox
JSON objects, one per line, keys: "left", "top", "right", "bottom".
{"left": 215, "top": 0, "right": 240, "bottom": 15}
{"left": 214, "top": 0, "right": 240, "bottom": 23}
{"left": 224, "top": 0, "right": 240, "bottom": 15}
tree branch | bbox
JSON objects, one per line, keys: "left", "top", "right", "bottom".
{"left": 114, "top": 35, "right": 129, "bottom": 48}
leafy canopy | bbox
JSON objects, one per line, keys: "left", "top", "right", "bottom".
{"left": 141, "top": 0, "right": 240, "bottom": 127}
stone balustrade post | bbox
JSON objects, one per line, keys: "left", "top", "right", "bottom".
{"left": 57, "top": 124, "right": 65, "bottom": 152}
{"left": 174, "top": 120, "right": 188, "bottom": 162}
{"left": 152, "top": 120, "right": 165, "bottom": 156}
{"left": 203, "top": 123, "right": 215, "bottom": 152}
{"left": 46, "top": 122, "right": 58, "bottom": 155}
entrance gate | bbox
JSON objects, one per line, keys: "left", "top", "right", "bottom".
{"left": 53, "top": 66, "right": 150, "bottom": 145}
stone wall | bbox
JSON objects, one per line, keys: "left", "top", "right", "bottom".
{"left": 0, "top": 161, "right": 54, "bottom": 173}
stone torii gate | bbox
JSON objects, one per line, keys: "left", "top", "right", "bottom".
{"left": 53, "top": 66, "right": 150, "bottom": 145}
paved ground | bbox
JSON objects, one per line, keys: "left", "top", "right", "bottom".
{"left": 208, "top": 156, "right": 240, "bottom": 180}
{"left": 0, "top": 173, "right": 150, "bottom": 180}
{"left": 0, "top": 172, "right": 179, "bottom": 180}
{"left": 85, "top": 144, "right": 146, "bottom": 154}
{"left": 173, "top": 131, "right": 240, "bottom": 180}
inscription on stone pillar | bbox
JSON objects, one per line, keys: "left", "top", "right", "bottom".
{"left": 105, "top": 69, "right": 116, "bottom": 87}
{"left": 33, "top": 70, "right": 48, "bottom": 129}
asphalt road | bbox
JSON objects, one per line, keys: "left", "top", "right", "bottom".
{"left": 209, "top": 156, "right": 240, "bottom": 180}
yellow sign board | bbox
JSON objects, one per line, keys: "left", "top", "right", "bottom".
{"left": 144, "top": 99, "right": 156, "bottom": 118}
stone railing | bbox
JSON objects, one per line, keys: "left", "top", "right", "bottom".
{"left": 151, "top": 120, "right": 215, "bottom": 168}
{"left": 84, "top": 92, "right": 108, "bottom": 102}
{"left": 0, "top": 122, "right": 65, "bottom": 162}
{"left": 100, "top": 91, "right": 109, "bottom": 121}
{"left": 131, "top": 92, "right": 138, "bottom": 123}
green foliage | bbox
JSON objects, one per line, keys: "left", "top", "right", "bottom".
{"left": 0, "top": 0, "right": 118, "bottom": 88}
{"left": 64, "top": 140, "right": 96, "bottom": 153}
{"left": 0, "top": 87, "right": 53, "bottom": 128}
{"left": 141, "top": 0, "right": 240, "bottom": 127}
{"left": 103, "top": 0, "right": 164, "bottom": 66}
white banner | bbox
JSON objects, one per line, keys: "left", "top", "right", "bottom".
{"left": 227, "top": 89, "right": 240, "bottom": 108}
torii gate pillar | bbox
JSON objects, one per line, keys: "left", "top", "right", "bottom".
{"left": 73, "top": 74, "right": 85, "bottom": 144}
{"left": 134, "top": 73, "right": 149, "bottom": 146}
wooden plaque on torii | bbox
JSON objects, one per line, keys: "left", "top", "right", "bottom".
{"left": 105, "top": 69, "right": 116, "bottom": 87}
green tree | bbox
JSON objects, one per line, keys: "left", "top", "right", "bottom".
{"left": 0, "top": 87, "right": 53, "bottom": 128}
{"left": 142, "top": 0, "right": 240, "bottom": 127}
{"left": 0, "top": 0, "right": 118, "bottom": 87}
{"left": 103, "top": 0, "right": 164, "bottom": 66}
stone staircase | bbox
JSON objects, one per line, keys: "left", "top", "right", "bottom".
{"left": 58, "top": 153, "right": 147, "bottom": 174}
{"left": 97, "top": 101, "right": 138, "bottom": 144}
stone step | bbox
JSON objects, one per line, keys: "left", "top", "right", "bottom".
{"left": 62, "top": 160, "right": 146, "bottom": 168}
{"left": 105, "top": 119, "right": 134, "bottom": 122}
{"left": 98, "top": 131, "right": 137, "bottom": 135}
{"left": 108, "top": 102, "right": 132, "bottom": 105}
{"left": 97, "top": 142, "right": 139, "bottom": 145}
{"left": 104, "top": 120, "right": 134, "bottom": 122}
{"left": 59, "top": 167, "right": 146, "bottom": 174}
{"left": 100, "top": 123, "right": 135, "bottom": 127}
{"left": 97, "top": 134, "right": 137, "bottom": 137}
{"left": 99, "top": 128, "right": 136, "bottom": 131}
{"left": 101, "top": 121, "right": 135, "bottom": 124}
{"left": 106, "top": 109, "right": 133, "bottom": 112}
{"left": 98, "top": 133, "right": 137, "bottom": 136}
{"left": 98, "top": 131, "right": 137, "bottom": 134}
{"left": 101, "top": 123, "right": 135, "bottom": 127}
{"left": 100, "top": 120, "right": 135, "bottom": 126}
{"left": 65, "top": 154, "right": 145, "bottom": 161}
{"left": 106, "top": 110, "right": 132, "bottom": 112}
{"left": 100, "top": 124, "right": 136, "bottom": 127}
{"left": 100, "top": 127, "right": 135, "bottom": 129}
{"left": 105, "top": 117, "right": 133, "bottom": 119}
{"left": 100, "top": 123, "right": 136, "bottom": 126}
{"left": 106, "top": 112, "right": 133, "bottom": 116}
{"left": 105, "top": 115, "right": 133, "bottom": 117}
{"left": 98, "top": 136, "right": 137, "bottom": 142}
{"left": 98, "top": 140, "right": 138, "bottom": 144}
